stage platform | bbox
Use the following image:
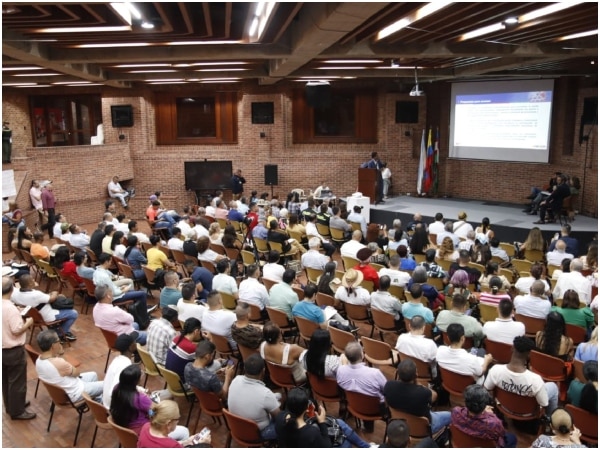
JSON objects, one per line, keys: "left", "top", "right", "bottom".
{"left": 368, "top": 195, "right": 598, "bottom": 253}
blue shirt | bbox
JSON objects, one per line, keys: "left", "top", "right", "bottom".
{"left": 400, "top": 258, "right": 417, "bottom": 271}
{"left": 292, "top": 300, "right": 325, "bottom": 324}
{"left": 401, "top": 302, "right": 434, "bottom": 324}
{"left": 227, "top": 209, "right": 245, "bottom": 222}
{"left": 190, "top": 267, "right": 213, "bottom": 300}
{"left": 160, "top": 287, "right": 181, "bottom": 308}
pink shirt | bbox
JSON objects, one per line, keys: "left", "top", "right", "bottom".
{"left": 2, "top": 299, "right": 27, "bottom": 348}
{"left": 92, "top": 302, "right": 136, "bottom": 336}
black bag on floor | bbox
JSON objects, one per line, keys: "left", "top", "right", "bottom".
{"left": 127, "top": 301, "right": 150, "bottom": 330}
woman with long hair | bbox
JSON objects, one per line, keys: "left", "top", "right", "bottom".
{"left": 518, "top": 227, "right": 547, "bottom": 255}
{"left": 302, "top": 329, "right": 346, "bottom": 378}
{"left": 196, "top": 235, "right": 225, "bottom": 266}
{"left": 288, "top": 191, "right": 302, "bottom": 216}
{"left": 274, "top": 387, "right": 370, "bottom": 448}
{"left": 52, "top": 245, "right": 84, "bottom": 284}
{"left": 287, "top": 213, "right": 307, "bottom": 244}
{"left": 409, "top": 224, "right": 430, "bottom": 256}
{"left": 260, "top": 322, "right": 306, "bottom": 384}
{"left": 472, "top": 242, "right": 492, "bottom": 266}
{"left": 436, "top": 236, "right": 459, "bottom": 262}
{"left": 208, "top": 222, "right": 222, "bottom": 245}
{"left": 165, "top": 317, "right": 203, "bottom": 382}
{"left": 535, "top": 311, "right": 574, "bottom": 361}
{"left": 316, "top": 261, "right": 338, "bottom": 297}
{"left": 475, "top": 217, "right": 493, "bottom": 242}
{"left": 552, "top": 290, "right": 595, "bottom": 330}
{"left": 124, "top": 235, "right": 147, "bottom": 280}
{"left": 111, "top": 366, "right": 190, "bottom": 442}
{"left": 221, "top": 224, "right": 243, "bottom": 251}
{"left": 582, "top": 242, "right": 597, "bottom": 271}
{"left": 12, "top": 226, "right": 33, "bottom": 251}
{"left": 111, "top": 230, "right": 126, "bottom": 258}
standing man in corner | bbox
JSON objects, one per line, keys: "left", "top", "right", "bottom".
{"left": 231, "top": 169, "right": 246, "bottom": 201}
{"left": 41, "top": 181, "right": 56, "bottom": 238}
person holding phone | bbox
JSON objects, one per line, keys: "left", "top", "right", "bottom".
{"left": 2, "top": 275, "right": 36, "bottom": 420}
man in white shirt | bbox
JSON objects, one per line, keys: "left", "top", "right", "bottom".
{"left": 553, "top": 258, "right": 592, "bottom": 305}
{"left": 263, "top": 250, "right": 286, "bottom": 282}
{"left": 546, "top": 239, "right": 574, "bottom": 267}
{"left": 212, "top": 259, "right": 239, "bottom": 298}
{"left": 29, "top": 179, "right": 44, "bottom": 227}
{"left": 395, "top": 315, "right": 438, "bottom": 377}
{"left": 340, "top": 230, "right": 366, "bottom": 259}
{"left": 346, "top": 205, "right": 367, "bottom": 236}
{"left": 513, "top": 280, "right": 552, "bottom": 319}
{"left": 176, "top": 216, "right": 195, "bottom": 240}
{"left": 370, "top": 275, "right": 403, "bottom": 321}
{"left": 452, "top": 211, "right": 473, "bottom": 240}
{"left": 514, "top": 263, "right": 550, "bottom": 295}
{"left": 428, "top": 213, "right": 445, "bottom": 236}
{"left": 107, "top": 175, "right": 132, "bottom": 208}
{"left": 301, "top": 237, "right": 330, "bottom": 271}
{"left": 305, "top": 214, "right": 336, "bottom": 257}
{"left": 201, "top": 291, "right": 237, "bottom": 349}
{"left": 167, "top": 227, "right": 185, "bottom": 251}
{"left": 68, "top": 224, "right": 91, "bottom": 249}
{"left": 482, "top": 298, "right": 526, "bottom": 345}
{"left": 238, "top": 264, "right": 270, "bottom": 313}
{"left": 379, "top": 254, "right": 411, "bottom": 288}
{"left": 489, "top": 238, "right": 509, "bottom": 263}
{"left": 127, "top": 220, "right": 150, "bottom": 244}
{"left": 436, "top": 221, "right": 459, "bottom": 248}
{"left": 436, "top": 323, "right": 492, "bottom": 384}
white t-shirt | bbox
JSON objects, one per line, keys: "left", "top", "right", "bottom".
{"left": 340, "top": 240, "right": 366, "bottom": 259}
{"left": 262, "top": 263, "right": 285, "bottom": 283}
{"left": 395, "top": 333, "right": 437, "bottom": 364}
{"left": 103, "top": 355, "right": 132, "bottom": 409}
{"left": 484, "top": 365, "right": 548, "bottom": 407}
{"left": 212, "top": 273, "right": 239, "bottom": 295}
{"left": 108, "top": 180, "right": 123, "bottom": 196}
{"left": 334, "top": 285, "right": 370, "bottom": 306}
{"left": 378, "top": 268, "right": 411, "bottom": 287}
{"left": 176, "top": 299, "right": 207, "bottom": 323}
{"left": 436, "top": 346, "right": 484, "bottom": 383}
{"left": 428, "top": 221, "right": 445, "bottom": 236}
{"left": 452, "top": 221, "right": 473, "bottom": 239}
{"left": 201, "top": 309, "right": 236, "bottom": 345}
{"left": 513, "top": 294, "right": 551, "bottom": 319}
{"left": 167, "top": 237, "right": 184, "bottom": 252}
{"left": 514, "top": 276, "right": 550, "bottom": 295}
{"left": 11, "top": 289, "right": 57, "bottom": 323}
{"left": 482, "top": 318, "right": 526, "bottom": 345}
{"left": 36, "top": 357, "right": 83, "bottom": 402}
{"left": 238, "top": 278, "right": 270, "bottom": 310}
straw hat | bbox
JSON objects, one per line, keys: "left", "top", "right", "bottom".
{"left": 341, "top": 269, "right": 364, "bottom": 288}
{"left": 458, "top": 211, "right": 467, "bottom": 220}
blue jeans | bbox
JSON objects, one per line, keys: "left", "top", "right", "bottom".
{"left": 260, "top": 421, "right": 277, "bottom": 441}
{"left": 504, "top": 432, "right": 517, "bottom": 448}
{"left": 55, "top": 308, "right": 79, "bottom": 334}
{"left": 430, "top": 410, "right": 451, "bottom": 434}
{"left": 131, "top": 323, "right": 148, "bottom": 345}
{"left": 545, "top": 382, "right": 559, "bottom": 414}
{"left": 337, "top": 418, "right": 370, "bottom": 448}
{"left": 115, "top": 290, "right": 148, "bottom": 308}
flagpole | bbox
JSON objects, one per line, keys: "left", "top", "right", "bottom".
{"left": 417, "top": 129, "right": 425, "bottom": 195}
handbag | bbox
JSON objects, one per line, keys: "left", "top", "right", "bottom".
{"left": 52, "top": 295, "right": 74, "bottom": 310}
{"left": 306, "top": 415, "right": 345, "bottom": 446}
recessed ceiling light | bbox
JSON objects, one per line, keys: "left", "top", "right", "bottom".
{"left": 141, "top": 21, "right": 155, "bottom": 29}
{"left": 128, "top": 70, "right": 176, "bottom": 73}
{"left": 35, "top": 26, "right": 131, "bottom": 33}
{"left": 114, "top": 63, "right": 171, "bottom": 68}
{"left": 315, "top": 66, "right": 368, "bottom": 70}
{"left": 78, "top": 42, "right": 152, "bottom": 48}
{"left": 196, "top": 68, "right": 249, "bottom": 72}
{"left": 167, "top": 40, "right": 243, "bottom": 46}
{"left": 13, "top": 73, "right": 60, "bottom": 77}
{"left": 504, "top": 17, "right": 518, "bottom": 25}
{"left": 2, "top": 67, "right": 43, "bottom": 71}
{"left": 322, "top": 60, "right": 383, "bottom": 64}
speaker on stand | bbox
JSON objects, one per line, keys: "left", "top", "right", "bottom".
{"left": 264, "top": 164, "right": 278, "bottom": 199}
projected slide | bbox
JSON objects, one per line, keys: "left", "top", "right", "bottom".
{"left": 449, "top": 79, "right": 555, "bottom": 163}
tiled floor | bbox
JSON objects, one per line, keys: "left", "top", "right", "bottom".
{"left": 2, "top": 225, "right": 541, "bottom": 448}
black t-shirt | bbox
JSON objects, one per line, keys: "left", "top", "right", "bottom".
{"left": 383, "top": 381, "right": 432, "bottom": 420}
{"left": 183, "top": 239, "right": 197, "bottom": 257}
{"left": 275, "top": 411, "right": 332, "bottom": 448}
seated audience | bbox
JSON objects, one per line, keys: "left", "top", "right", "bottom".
{"left": 263, "top": 250, "right": 285, "bottom": 282}
{"left": 165, "top": 317, "right": 202, "bottom": 382}
{"left": 301, "top": 237, "right": 330, "bottom": 271}
{"left": 567, "top": 360, "right": 598, "bottom": 415}
{"left": 514, "top": 262, "right": 550, "bottom": 295}
{"left": 302, "top": 329, "right": 347, "bottom": 379}
{"left": 268, "top": 269, "right": 300, "bottom": 320}
{"left": 185, "top": 340, "right": 235, "bottom": 402}
{"left": 395, "top": 315, "right": 438, "bottom": 378}
{"left": 530, "top": 407, "right": 586, "bottom": 448}
{"left": 553, "top": 259, "right": 592, "bottom": 305}
{"left": 260, "top": 322, "right": 306, "bottom": 384}
{"left": 231, "top": 303, "right": 263, "bottom": 350}
{"left": 370, "top": 275, "right": 403, "bottom": 323}
{"left": 292, "top": 284, "right": 349, "bottom": 329}
{"left": 176, "top": 282, "right": 207, "bottom": 322}
{"left": 335, "top": 269, "right": 371, "bottom": 306}
{"left": 408, "top": 266, "right": 443, "bottom": 310}
{"left": 201, "top": 290, "right": 237, "bottom": 349}
{"left": 237, "top": 264, "right": 270, "bottom": 313}
{"left": 436, "top": 293, "right": 484, "bottom": 346}
{"left": 340, "top": 230, "right": 366, "bottom": 259}
{"left": 482, "top": 298, "right": 525, "bottom": 345}
{"left": 147, "top": 306, "right": 178, "bottom": 366}
{"left": 552, "top": 289, "right": 595, "bottom": 330}
{"left": 137, "top": 400, "right": 204, "bottom": 448}
{"left": 479, "top": 262, "right": 511, "bottom": 291}
{"left": 535, "top": 311, "right": 574, "bottom": 361}
{"left": 380, "top": 254, "right": 411, "bottom": 287}
{"left": 513, "top": 280, "right": 552, "bottom": 319}
{"left": 575, "top": 326, "right": 598, "bottom": 362}
{"left": 419, "top": 248, "right": 447, "bottom": 279}
{"left": 478, "top": 276, "right": 512, "bottom": 307}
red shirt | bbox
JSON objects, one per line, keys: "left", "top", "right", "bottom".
{"left": 60, "top": 260, "right": 83, "bottom": 284}
{"left": 41, "top": 189, "right": 56, "bottom": 209}
{"left": 354, "top": 263, "right": 380, "bottom": 290}
{"left": 137, "top": 422, "right": 182, "bottom": 448}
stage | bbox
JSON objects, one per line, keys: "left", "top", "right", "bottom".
{"left": 368, "top": 195, "right": 598, "bottom": 253}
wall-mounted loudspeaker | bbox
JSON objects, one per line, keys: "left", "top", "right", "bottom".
{"left": 395, "top": 101, "right": 419, "bottom": 123}
{"left": 111, "top": 105, "right": 134, "bottom": 128}
{"left": 305, "top": 82, "right": 331, "bottom": 109}
{"left": 264, "top": 164, "right": 278, "bottom": 186}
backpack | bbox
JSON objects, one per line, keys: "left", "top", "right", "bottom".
{"left": 127, "top": 300, "right": 151, "bottom": 330}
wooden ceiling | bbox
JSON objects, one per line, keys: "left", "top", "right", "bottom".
{"left": 2, "top": 2, "right": 597, "bottom": 89}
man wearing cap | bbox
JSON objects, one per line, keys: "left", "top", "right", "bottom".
{"left": 354, "top": 247, "right": 380, "bottom": 291}
{"left": 2, "top": 275, "right": 36, "bottom": 420}
{"left": 92, "top": 283, "right": 147, "bottom": 345}
{"left": 335, "top": 269, "right": 371, "bottom": 306}
{"left": 147, "top": 306, "right": 179, "bottom": 366}
{"left": 102, "top": 331, "right": 139, "bottom": 409}
{"left": 40, "top": 181, "right": 57, "bottom": 238}
{"left": 108, "top": 175, "right": 132, "bottom": 208}
{"left": 452, "top": 211, "right": 473, "bottom": 240}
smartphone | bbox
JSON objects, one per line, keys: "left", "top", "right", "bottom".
{"left": 193, "top": 427, "right": 210, "bottom": 444}
{"left": 20, "top": 305, "right": 31, "bottom": 317}
{"left": 306, "top": 400, "right": 316, "bottom": 418}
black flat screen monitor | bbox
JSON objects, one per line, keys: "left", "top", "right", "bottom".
{"left": 184, "top": 161, "right": 233, "bottom": 191}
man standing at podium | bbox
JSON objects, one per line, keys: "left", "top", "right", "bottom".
{"left": 365, "top": 152, "right": 384, "bottom": 204}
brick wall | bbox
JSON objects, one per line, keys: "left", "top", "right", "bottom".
{"left": 2, "top": 80, "right": 597, "bottom": 226}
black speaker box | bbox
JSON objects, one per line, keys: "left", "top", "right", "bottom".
{"left": 111, "top": 105, "right": 134, "bottom": 128}
{"left": 582, "top": 97, "right": 597, "bottom": 125}
{"left": 251, "top": 102, "right": 274, "bottom": 124}
{"left": 305, "top": 84, "right": 331, "bottom": 108}
{"left": 395, "top": 101, "right": 419, "bottom": 123}
{"left": 264, "top": 164, "right": 278, "bottom": 186}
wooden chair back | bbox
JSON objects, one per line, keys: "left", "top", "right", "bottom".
{"left": 316, "top": 292, "right": 335, "bottom": 307}
{"left": 328, "top": 324, "right": 356, "bottom": 354}
{"left": 499, "top": 242, "right": 516, "bottom": 258}
{"left": 493, "top": 388, "right": 542, "bottom": 421}
{"left": 450, "top": 423, "right": 495, "bottom": 448}
{"left": 441, "top": 331, "right": 474, "bottom": 350}
{"left": 305, "top": 267, "right": 323, "bottom": 284}
{"left": 136, "top": 343, "right": 162, "bottom": 387}
{"left": 361, "top": 336, "right": 396, "bottom": 368}
{"left": 26, "top": 306, "right": 66, "bottom": 344}
{"left": 307, "top": 372, "right": 342, "bottom": 404}
{"left": 41, "top": 380, "right": 89, "bottom": 446}
{"left": 478, "top": 303, "right": 499, "bottom": 323}
{"left": 237, "top": 343, "right": 260, "bottom": 363}
{"left": 398, "top": 352, "right": 432, "bottom": 381}
{"left": 388, "top": 407, "right": 432, "bottom": 440}
{"left": 330, "top": 227, "right": 348, "bottom": 245}
{"left": 371, "top": 307, "right": 399, "bottom": 338}
{"left": 342, "top": 302, "right": 374, "bottom": 337}
{"left": 524, "top": 249, "right": 544, "bottom": 263}
{"left": 253, "top": 237, "right": 270, "bottom": 256}
{"left": 191, "top": 386, "right": 224, "bottom": 430}
{"left": 359, "top": 279, "right": 375, "bottom": 293}
{"left": 514, "top": 313, "right": 546, "bottom": 337}
{"left": 246, "top": 303, "right": 265, "bottom": 323}
{"left": 99, "top": 327, "right": 119, "bottom": 372}
{"left": 107, "top": 416, "right": 139, "bottom": 448}
{"left": 565, "top": 404, "right": 598, "bottom": 445}
{"left": 265, "top": 360, "right": 299, "bottom": 391}
{"left": 484, "top": 339, "right": 513, "bottom": 364}
{"left": 218, "top": 290, "right": 238, "bottom": 310}
{"left": 573, "top": 358, "right": 585, "bottom": 383}
{"left": 261, "top": 277, "right": 277, "bottom": 292}
{"left": 426, "top": 277, "right": 444, "bottom": 290}
{"left": 222, "top": 408, "right": 266, "bottom": 447}
{"left": 210, "top": 333, "right": 237, "bottom": 361}
{"left": 565, "top": 323, "right": 587, "bottom": 345}
{"left": 316, "top": 223, "right": 331, "bottom": 239}
{"left": 81, "top": 392, "right": 112, "bottom": 448}
{"left": 529, "top": 350, "right": 567, "bottom": 382}
{"left": 439, "top": 366, "right": 475, "bottom": 397}
{"left": 511, "top": 259, "right": 533, "bottom": 274}
{"left": 295, "top": 315, "right": 319, "bottom": 344}
{"left": 209, "top": 242, "right": 226, "bottom": 255}
{"left": 342, "top": 256, "right": 360, "bottom": 271}
{"left": 388, "top": 284, "right": 405, "bottom": 301}
{"left": 344, "top": 390, "right": 384, "bottom": 421}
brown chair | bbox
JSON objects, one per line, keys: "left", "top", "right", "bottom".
{"left": 266, "top": 306, "right": 298, "bottom": 342}
{"left": 388, "top": 285, "right": 405, "bottom": 301}
{"left": 450, "top": 423, "right": 495, "bottom": 448}
{"left": 25, "top": 306, "right": 67, "bottom": 345}
{"left": 41, "top": 380, "right": 89, "bottom": 446}
{"left": 512, "top": 259, "right": 533, "bottom": 274}
{"left": 295, "top": 315, "right": 320, "bottom": 345}
{"left": 136, "top": 343, "right": 163, "bottom": 388}
{"left": 261, "top": 277, "right": 277, "bottom": 293}
{"left": 292, "top": 285, "right": 304, "bottom": 300}
{"left": 237, "top": 342, "right": 260, "bottom": 362}
{"left": 316, "top": 292, "right": 335, "bottom": 308}
{"left": 361, "top": 336, "right": 398, "bottom": 368}
{"left": 85, "top": 247, "right": 100, "bottom": 267}
{"left": 547, "top": 264, "right": 561, "bottom": 277}
{"left": 514, "top": 313, "right": 546, "bottom": 338}
{"left": 307, "top": 372, "right": 343, "bottom": 411}
{"left": 484, "top": 339, "right": 513, "bottom": 364}
{"left": 359, "top": 279, "right": 375, "bottom": 293}
{"left": 493, "top": 388, "right": 544, "bottom": 428}
{"left": 191, "top": 386, "right": 225, "bottom": 431}
{"left": 389, "top": 407, "right": 447, "bottom": 444}
{"left": 573, "top": 358, "right": 585, "bottom": 383}
{"left": 499, "top": 242, "right": 516, "bottom": 259}
{"left": 524, "top": 249, "right": 544, "bottom": 263}
{"left": 316, "top": 222, "right": 331, "bottom": 240}
{"left": 241, "top": 250, "right": 264, "bottom": 275}
{"left": 246, "top": 302, "right": 265, "bottom": 324}
{"left": 565, "top": 404, "right": 598, "bottom": 446}
{"left": 210, "top": 333, "right": 241, "bottom": 366}
{"left": 330, "top": 227, "right": 349, "bottom": 247}
{"left": 107, "top": 416, "right": 139, "bottom": 448}
{"left": 81, "top": 277, "right": 98, "bottom": 314}
{"left": 342, "top": 302, "right": 374, "bottom": 337}
{"left": 403, "top": 317, "right": 433, "bottom": 338}
{"left": 398, "top": 352, "right": 432, "bottom": 384}
{"left": 253, "top": 237, "right": 270, "bottom": 259}
{"left": 141, "top": 265, "right": 160, "bottom": 294}
{"left": 222, "top": 407, "right": 274, "bottom": 447}
{"left": 478, "top": 302, "right": 499, "bottom": 323}
{"left": 218, "top": 290, "right": 238, "bottom": 310}
{"left": 529, "top": 350, "right": 567, "bottom": 383}
{"left": 328, "top": 324, "right": 356, "bottom": 354}
{"left": 209, "top": 242, "right": 226, "bottom": 255}
{"left": 426, "top": 277, "right": 444, "bottom": 291}
{"left": 441, "top": 331, "right": 474, "bottom": 350}
{"left": 265, "top": 360, "right": 303, "bottom": 393}
{"left": 98, "top": 327, "right": 119, "bottom": 372}
{"left": 371, "top": 307, "right": 401, "bottom": 340}
{"left": 565, "top": 323, "right": 587, "bottom": 345}
{"left": 344, "top": 390, "right": 387, "bottom": 431}
{"left": 158, "top": 365, "right": 196, "bottom": 426}
{"left": 117, "top": 262, "right": 144, "bottom": 290}
{"left": 439, "top": 366, "right": 475, "bottom": 405}
{"left": 82, "top": 391, "right": 114, "bottom": 448}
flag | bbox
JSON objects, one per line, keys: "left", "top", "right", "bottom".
{"left": 417, "top": 129, "right": 426, "bottom": 195}
{"left": 423, "top": 128, "right": 434, "bottom": 193}
{"left": 433, "top": 127, "right": 440, "bottom": 194}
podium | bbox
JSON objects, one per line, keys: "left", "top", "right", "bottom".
{"left": 358, "top": 168, "right": 377, "bottom": 205}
